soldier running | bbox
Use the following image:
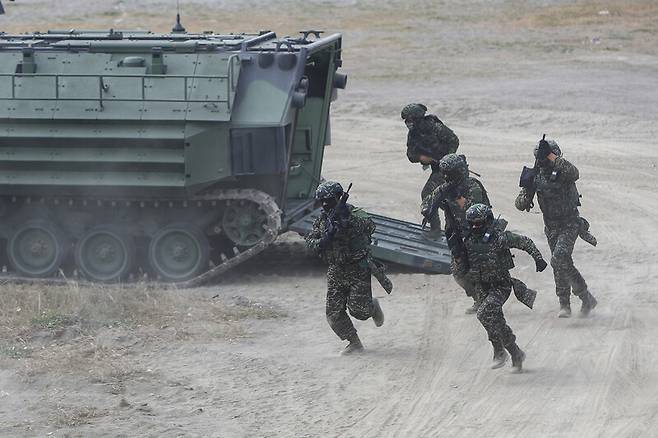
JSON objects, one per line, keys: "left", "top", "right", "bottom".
{"left": 515, "top": 136, "right": 598, "bottom": 318}
{"left": 423, "top": 153, "right": 537, "bottom": 315}
{"left": 463, "top": 204, "right": 548, "bottom": 372}
{"left": 305, "top": 181, "right": 387, "bottom": 355}
{"left": 401, "top": 103, "right": 459, "bottom": 239}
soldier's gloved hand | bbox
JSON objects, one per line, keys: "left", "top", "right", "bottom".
{"left": 421, "top": 205, "right": 432, "bottom": 220}
{"left": 326, "top": 220, "right": 337, "bottom": 237}
{"left": 537, "top": 139, "right": 551, "bottom": 161}
{"left": 535, "top": 258, "right": 548, "bottom": 272}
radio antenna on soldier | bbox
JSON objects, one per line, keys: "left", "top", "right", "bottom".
{"left": 172, "top": 0, "right": 186, "bottom": 33}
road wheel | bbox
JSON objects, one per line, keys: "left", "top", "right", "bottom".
{"left": 222, "top": 200, "right": 268, "bottom": 247}
{"left": 7, "top": 219, "right": 68, "bottom": 278}
{"left": 148, "top": 224, "right": 209, "bottom": 282}
{"left": 75, "top": 225, "right": 135, "bottom": 282}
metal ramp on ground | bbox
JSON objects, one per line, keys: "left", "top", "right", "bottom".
{"left": 289, "top": 209, "right": 451, "bottom": 274}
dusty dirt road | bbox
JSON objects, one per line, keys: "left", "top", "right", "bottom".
{"left": 1, "top": 1, "right": 658, "bottom": 437}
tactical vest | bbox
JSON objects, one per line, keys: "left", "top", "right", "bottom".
{"left": 465, "top": 231, "right": 514, "bottom": 283}
{"left": 323, "top": 207, "right": 371, "bottom": 265}
{"left": 534, "top": 169, "right": 580, "bottom": 220}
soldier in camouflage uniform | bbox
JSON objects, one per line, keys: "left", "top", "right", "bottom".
{"left": 515, "top": 138, "right": 598, "bottom": 318}
{"left": 401, "top": 103, "right": 459, "bottom": 239}
{"left": 425, "top": 154, "right": 536, "bottom": 315}
{"left": 305, "top": 181, "right": 385, "bottom": 355}
{"left": 463, "top": 204, "right": 548, "bottom": 372}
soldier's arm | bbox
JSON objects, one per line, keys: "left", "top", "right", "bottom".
{"left": 515, "top": 187, "right": 535, "bottom": 212}
{"left": 504, "top": 231, "right": 544, "bottom": 262}
{"left": 304, "top": 217, "right": 325, "bottom": 254}
{"left": 553, "top": 156, "right": 579, "bottom": 183}
{"left": 426, "top": 181, "right": 453, "bottom": 214}
{"left": 407, "top": 147, "right": 421, "bottom": 163}
{"left": 406, "top": 131, "right": 422, "bottom": 163}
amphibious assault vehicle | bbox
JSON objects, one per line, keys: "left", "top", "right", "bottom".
{"left": 0, "top": 23, "right": 450, "bottom": 285}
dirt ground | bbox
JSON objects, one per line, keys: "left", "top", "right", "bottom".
{"left": 1, "top": 0, "right": 658, "bottom": 437}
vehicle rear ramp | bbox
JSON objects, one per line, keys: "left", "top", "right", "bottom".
{"left": 290, "top": 209, "right": 452, "bottom": 274}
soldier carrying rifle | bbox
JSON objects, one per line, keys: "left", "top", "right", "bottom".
{"left": 422, "top": 154, "right": 539, "bottom": 315}
{"left": 305, "top": 181, "right": 392, "bottom": 355}
{"left": 516, "top": 135, "right": 598, "bottom": 318}
{"left": 401, "top": 103, "right": 459, "bottom": 240}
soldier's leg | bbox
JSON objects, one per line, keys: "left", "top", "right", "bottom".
{"left": 326, "top": 266, "right": 357, "bottom": 341}
{"left": 346, "top": 263, "right": 385, "bottom": 330}
{"left": 476, "top": 284, "right": 515, "bottom": 348}
{"left": 452, "top": 257, "right": 478, "bottom": 314}
{"left": 421, "top": 171, "right": 445, "bottom": 237}
{"left": 553, "top": 219, "right": 597, "bottom": 315}
{"left": 551, "top": 221, "right": 591, "bottom": 300}
{"left": 346, "top": 265, "right": 375, "bottom": 321}
{"left": 546, "top": 224, "right": 572, "bottom": 313}
{"left": 477, "top": 282, "right": 524, "bottom": 371}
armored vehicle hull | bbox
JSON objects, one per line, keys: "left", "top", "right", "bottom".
{"left": 0, "top": 28, "right": 348, "bottom": 283}
{"left": 0, "top": 27, "right": 451, "bottom": 284}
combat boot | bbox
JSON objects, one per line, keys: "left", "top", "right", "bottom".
{"left": 341, "top": 334, "right": 364, "bottom": 355}
{"left": 506, "top": 343, "right": 526, "bottom": 373}
{"left": 372, "top": 298, "right": 384, "bottom": 327}
{"left": 580, "top": 293, "right": 598, "bottom": 317}
{"left": 491, "top": 341, "right": 509, "bottom": 369}
{"left": 558, "top": 301, "right": 572, "bottom": 318}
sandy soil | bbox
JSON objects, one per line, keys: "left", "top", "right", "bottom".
{"left": 1, "top": 0, "right": 658, "bottom": 437}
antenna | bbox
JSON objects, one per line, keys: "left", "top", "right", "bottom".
{"left": 172, "top": 0, "right": 186, "bottom": 33}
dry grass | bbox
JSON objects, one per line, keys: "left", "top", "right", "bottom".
{"left": 0, "top": 282, "right": 286, "bottom": 365}
{"left": 1, "top": 282, "right": 283, "bottom": 330}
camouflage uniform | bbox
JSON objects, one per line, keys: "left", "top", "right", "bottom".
{"left": 433, "top": 176, "right": 489, "bottom": 301}
{"left": 428, "top": 159, "right": 533, "bottom": 309}
{"left": 405, "top": 113, "right": 459, "bottom": 233}
{"left": 515, "top": 155, "right": 595, "bottom": 311}
{"left": 305, "top": 205, "right": 376, "bottom": 340}
{"left": 465, "top": 227, "right": 544, "bottom": 355}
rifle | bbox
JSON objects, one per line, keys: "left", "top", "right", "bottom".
{"left": 322, "top": 183, "right": 352, "bottom": 243}
{"left": 421, "top": 180, "right": 462, "bottom": 230}
{"left": 442, "top": 201, "right": 469, "bottom": 268}
{"left": 519, "top": 134, "right": 550, "bottom": 209}
{"left": 519, "top": 134, "right": 547, "bottom": 190}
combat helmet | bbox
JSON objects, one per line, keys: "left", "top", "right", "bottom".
{"left": 465, "top": 203, "right": 494, "bottom": 234}
{"left": 315, "top": 181, "right": 343, "bottom": 201}
{"left": 533, "top": 139, "right": 561, "bottom": 160}
{"left": 400, "top": 103, "right": 428, "bottom": 120}
{"left": 439, "top": 153, "right": 469, "bottom": 182}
